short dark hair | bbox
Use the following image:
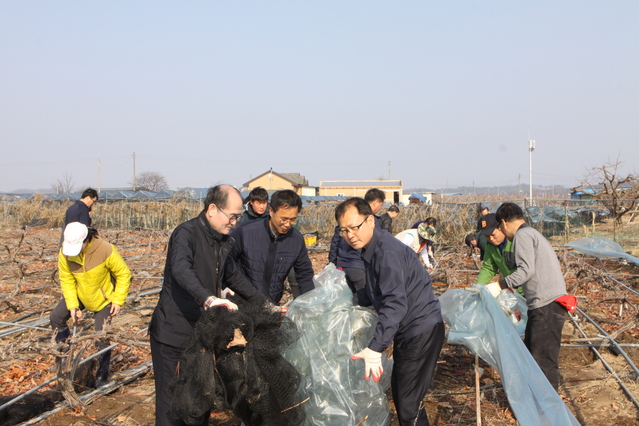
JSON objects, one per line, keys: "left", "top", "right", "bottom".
{"left": 425, "top": 217, "right": 437, "bottom": 226}
{"left": 81, "top": 188, "right": 98, "bottom": 201}
{"left": 248, "top": 187, "right": 269, "bottom": 202}
{"left": 388, "top": 205, "right": 400, "bottom": 213}
{"left": 335, "top": 197, "right": 373, "bottom": 222}
{"left": 270, "top": 190, "right": 302, "bottom": 212}
{"left": 364, "top": 188, "right": 385, "bottom": 203}
{"left": 203, "top": 185, "right": 240, "bottom": 211}
{"left": 495, "top": 202, "right": 524, "bottom": 223}
{"left": 464, "top": 233, "right": 477, "bottom": 247}
{"left": 84, "top": 227, "right": 99, "bottom": 243}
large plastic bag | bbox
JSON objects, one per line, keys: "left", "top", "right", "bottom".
{"left": 440, "top": 286, "right": 580, "bottom": 426}
{"left": 495, "top": 287, "right": 528, "bottom": 337}
{"left": 283, "top": 264, "right": 392, "bottom": 426}
{"left": 566, "top": 237, "right": 639, "bottom": 266}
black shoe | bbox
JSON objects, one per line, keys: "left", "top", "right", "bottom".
{"left": 95, "top": 348, "right": 111, "bottom": 389}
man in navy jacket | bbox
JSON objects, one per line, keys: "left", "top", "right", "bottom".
{"left": 64, "top": 188, "right": 98, "bottom": 227}
{"left": 229, "top": 190, "right": 315, "bottom": 303}
{"left": 328, "top": 188, "right": 386, "bottom": 293}
{"left": 336, "top": 197, "right": 444, "bottom": 426}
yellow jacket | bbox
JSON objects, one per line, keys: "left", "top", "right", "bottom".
{"left": 58, "top": 237, "right": 131, "bottom": 312}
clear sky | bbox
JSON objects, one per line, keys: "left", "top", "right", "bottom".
{"left": 1, "top": 1, "right": 637, "bottom": 193}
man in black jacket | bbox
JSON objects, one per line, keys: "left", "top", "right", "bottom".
{"left": 229, "top": 190, "right": 314, "bottom": 303}
{"left": 64, "top": 188, "right": 98, "bottom": 227}
{"left": 238, "top": 186, "right": 269, "bottom": 225}
{"left": 150, "top": 185, "right": 267, "bottom": 426}
{"left": 379, "top": 204, "right": 400, "bottom": 234}
{"left": 337, "top": 197, "right": 444, "bottom": 426}
{"left": 60, "top": 188, "right": 99, "bottom": 246}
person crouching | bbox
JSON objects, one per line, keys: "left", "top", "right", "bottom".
{"left": 51, "top": 222, "right": 131, "bottom": 388}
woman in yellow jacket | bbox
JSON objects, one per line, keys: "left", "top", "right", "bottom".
{"left": 51, "top": 222, "right": 131, "bottom": 388}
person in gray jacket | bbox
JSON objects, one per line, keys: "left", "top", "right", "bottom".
{"left": 488, "top": 202, "right": 568, "bottom": 391}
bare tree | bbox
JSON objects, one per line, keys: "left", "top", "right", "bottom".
{"left": 51, "top": 172, "right": 75, "bottom": 194}
{"left": 132, "top": 171, "right": 169, "bottom": 191}
{"left": 572, "top": 160, "right": 639, "bottom": 226}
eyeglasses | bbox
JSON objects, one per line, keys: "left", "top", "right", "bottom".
{"left": 272, "top": 209, "right": 297, "bottom": 225}
{"left": 339, "top": 216, "right": 370, "bottom": 236}
{"left": 218, "top": 207, "right": 242, "bottom": 223}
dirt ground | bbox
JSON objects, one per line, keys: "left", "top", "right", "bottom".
{"left": 1, "top": 227, "right": 639, "bottom": 425}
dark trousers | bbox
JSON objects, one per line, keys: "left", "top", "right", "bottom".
{"left": 50, "top": 298, "right": 111, "bottom": 335}
{"left": 343, "top": 267, "right": 366, "bottom": 294}
{"left": 525, "top": 301, "right": 566, "bottom": 391}
{"left": 150, "top": 335, "right": 208, "bottom": 426}
{"left": 392, "top": 322, "right": 445, "bottom": 426}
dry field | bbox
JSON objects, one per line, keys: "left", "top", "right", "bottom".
{"left": 1, "top": 226, "right": 639, "bottom": 425}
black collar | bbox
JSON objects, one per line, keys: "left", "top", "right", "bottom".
{"left": 197, "top": 210, "right": 227, "bottom": 243}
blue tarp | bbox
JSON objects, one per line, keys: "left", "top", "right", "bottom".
{"left": 440, "top": 286, "right": 580, "bottom": 426}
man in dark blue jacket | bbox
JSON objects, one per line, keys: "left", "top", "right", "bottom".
{"left": 64, "top": 188, "right": 98, "bottom": 227}
{"left": 328, "top": 225, "right": 366, "bottom": 294}
{"left": 328, "top": 188, "right": 386, "bottom": 293}
{"left": 229, "top": 189, "right": 315, "bottom": 303}
{"left": 336, "top": 197, "right": 444, "bottom": 426}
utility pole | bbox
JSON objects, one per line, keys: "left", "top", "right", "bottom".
{"left": 518, "top": 174, "right": 521, "bottom": 196}
{"left": 133, "top": 152, "right": 137, "bottom": 191}
{"left": 528, "top": 139, "right": 535, "bottom": 205}
{"left": 98, "top": 159, "right": 101, "bottom": 193}
{"left": 388, "top": 161, "right": 391, "bottom": 180}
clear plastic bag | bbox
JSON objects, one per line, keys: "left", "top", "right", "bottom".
{"left": 440, "top": 286, "right": 580, "bottom": 426}
{"left": 495, "top": 287, "right": 528, "bottom": 337}
{"left": 283, "top": 264, "right": 392, "bottom": 426}
{"left": 566, "top": 237, "right": 639, "bottom": 266}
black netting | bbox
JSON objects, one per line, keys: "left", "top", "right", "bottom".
{"left": 169, "top": 300, "right": 305, "bottom": 426}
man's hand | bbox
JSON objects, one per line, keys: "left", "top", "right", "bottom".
{"left": 485, "top": 282, "right": 502, "bottom": 298}
{"left": 221, "top": 287, "right": 235, "bottom": 299}
{"left": 204, "top": 296, "right": 238, "bottom": 311}
{"left": 110, "top": 304, "right": 122, "bottom": 316}
{"left": 70, "top": 308, "right": 82, "bottom": 323}
{"left": 351, "top": 347, "right": 383, "bottom": 382}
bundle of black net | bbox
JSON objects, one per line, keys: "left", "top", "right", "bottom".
{"left": 169, "top": 298, "right": 305, "bottom": 426}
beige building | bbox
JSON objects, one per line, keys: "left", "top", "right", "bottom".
{"left": 319, "top": 180, "right": 403, "bottom": 204}
{"left": 243, "top": 170, "right": 317, "bottom": 196}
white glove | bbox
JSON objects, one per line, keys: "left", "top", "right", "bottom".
{"left": 485, "top": 282, "right": 502, "bottom": 298}
{"left": 351, "top": 347, "right": 383, "bottom": 382}
{"left": 220, "top": 287, "right": 235, "bottom": 299}
{"left": 204, "top": 296, "right": 238, "bottom": 311}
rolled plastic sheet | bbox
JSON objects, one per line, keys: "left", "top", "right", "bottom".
{"left": 284, "top": 264, "right": 392, "bottom": 426}
{"left": 440, "top": 286, "right": 580, "bottom": 426}
{"left": 566, "top": 237, "right": 639, "bottom": 266}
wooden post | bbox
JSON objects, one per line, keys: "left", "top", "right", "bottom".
{"left": 475, "top": 353, "right": 481, "bottom": 425}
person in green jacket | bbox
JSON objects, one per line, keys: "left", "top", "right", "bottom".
{"left": 51, "top": 222, "right": 131, "bottom": 388}
{"left": 476, "top": 214, "right": 523, "bottom": 296}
